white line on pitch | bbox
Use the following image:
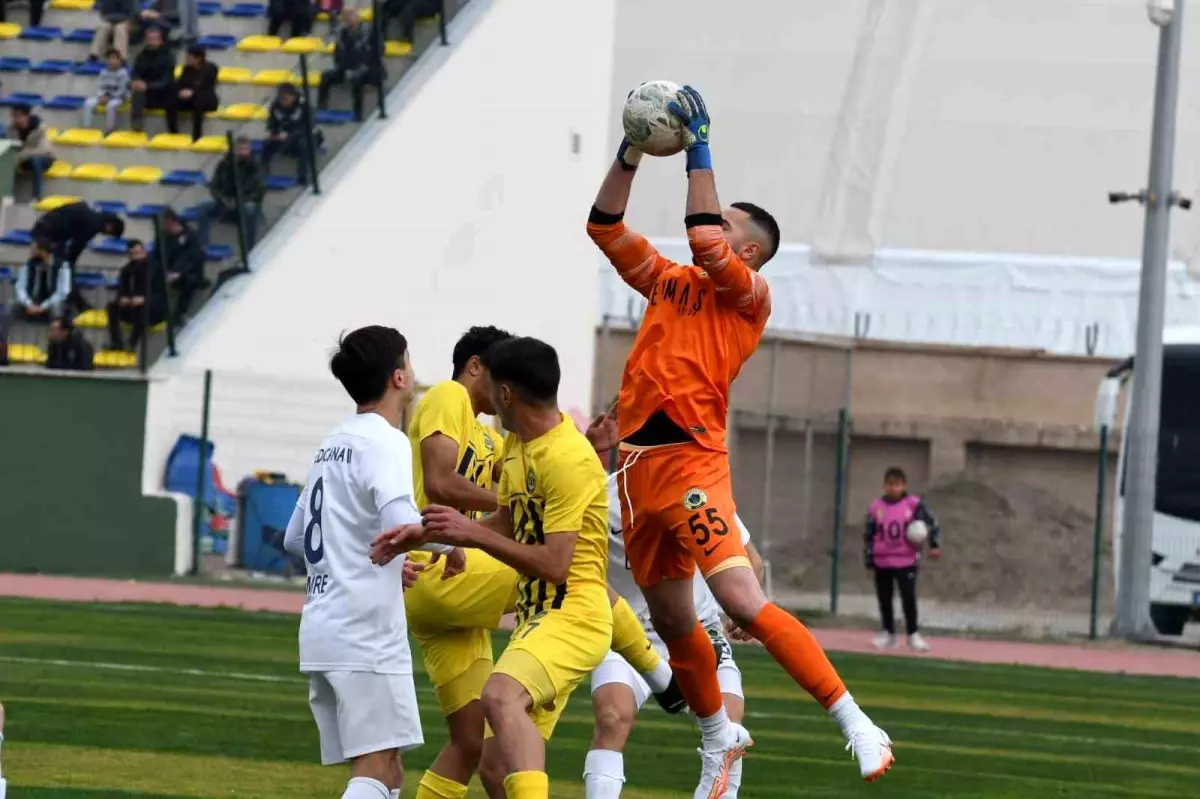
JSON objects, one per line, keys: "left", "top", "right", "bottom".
{"left": 0, "top": 656, "right": 302, "bottom": 684}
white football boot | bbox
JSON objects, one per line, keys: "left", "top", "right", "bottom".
{"left": 908, "top": 632, "right": 931, "bottom": 652}
{"left": 845, "top": 723, "right": 895, "bottom": 782}
{"left": 694, "top": 722, "right": 753, "bottom": 799}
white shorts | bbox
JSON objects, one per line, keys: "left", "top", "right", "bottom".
{"left": 590, "top": 618, "right": 743, "bottom": 706}
{"left": 307, "top": 671, "right": 424, "bottom": 765}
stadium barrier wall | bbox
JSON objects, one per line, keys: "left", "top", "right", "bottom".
{"left": 0, "top": 371, "right": 176, "bottom": 576}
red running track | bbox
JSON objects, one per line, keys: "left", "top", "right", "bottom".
{"left": 2, "top": 573, "right": 1197, "bottom": 679}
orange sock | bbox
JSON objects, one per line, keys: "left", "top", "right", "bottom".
{"left": 663, "top": 622, "right": 724, "bottom": 718}
{"left": 747, "top": 603, "right": 847, "bottom": 709}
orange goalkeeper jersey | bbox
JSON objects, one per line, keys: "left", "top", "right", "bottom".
{"left": 588, "top": 216, "right": 771, "bottom": 452}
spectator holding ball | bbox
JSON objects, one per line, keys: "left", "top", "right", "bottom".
{"left": 865, "top": 467, "right": 940, "bottom": 652}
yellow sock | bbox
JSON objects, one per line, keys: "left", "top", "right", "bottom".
{"left": 415, "top": 770, "right": 469, "bottom": 799}
{"left": 610, "top": 594, "right": 662, "bottom": 676}
{"left": 503, "top": 770, "right": 548, "bottom": 799}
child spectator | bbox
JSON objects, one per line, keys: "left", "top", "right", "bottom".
{"left": 262, "top": 84, "right": 314, "bottom": 185}
{"left": 130, "top": 26, "right": 180, "bottom": 134}
{"left": 865, "top": 466, "right": 941, "bottom": 652}
{"left": 176, "top": 44, "right": 219, "bottom": 141}
{"left": 5, "top": 103, "right": 55, "bottom": 200}
{"left": 197, "top": 136, "right": 267, "bottom": 249}
{"left": 107, "top": 239, "right": 168, "bottom": 352}
{"left": 12, "top": 239, "right": 70, "bottom": 322}
{"left": 318, "top": 9, "right": 377, "bottom": 122}
{"left": 46, "top": 316, "right": 95, "bottom": 371}
{"left": 89, "top": 0, "right": 139, "bottom": 61}
{"left": 82, "top": 49, "right": 131, "bottom": 134}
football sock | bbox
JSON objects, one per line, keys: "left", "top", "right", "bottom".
{"left": 643, "top": 659, "right": 674, "bottom": 695}
{"left": 390, "top": 791, "right": 400, "bottom": 799}
{"left": 583, "top": 749, "right": 625, "bottom": 799}
{"left": 746, "top": 603, "right": 848, "bottom": 709}
{"left": 415, "top": 771, "right": 468, "bottom": 799}
{"left": 502, "top": 770, "right": 549, "bottom": 799}
{"left": 341, "top": 777, "right": 390, "bottom": 799}
{"left": 696, "top": 705, "right": 730, "bottom": 744}
{"left": 610, "top": 595, "right": 664, "bottom": 683}
{"left": 664, "top": 623, "right": 725, "bottom": 723}
{"left": 828, "top": 691, "right": 871, "bottom": 735}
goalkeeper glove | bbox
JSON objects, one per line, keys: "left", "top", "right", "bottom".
{"left": 617, "top": 137, "right": 643, "bottom": 171}
{"left": 667, "top": 85, "right": 712, "bottom": 172}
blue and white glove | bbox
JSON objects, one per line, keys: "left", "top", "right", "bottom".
{"left": 617, "top": 137, "right": 643, "bottom": 171}
{"left": 667, "top": 85, "right": 712, "bottom": 172}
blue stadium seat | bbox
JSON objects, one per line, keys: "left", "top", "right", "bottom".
{"left": 205, "top": 244, "right": 233, "bottom": 261}
{"left": 0, "top": 92, "right": 44, "bottom": 107}
{"left": 63, "top": 28, "right": 96, "bottom": 44}
{"left": 196, "top": 34, "right": 237, "bottom": 50}
{"left": 93, "top": 200, "right": 128, "bottom": 215}
{"left": 0, "top": 266, "right": 14, "bottom": 281}
{"left": 75, "top": 271, "right": 109, "bottom": 289}
{"left": 0, "top": 229, "right": 33, "bottom": 246}
{"left": 160, "top": 169, "right": 207, "bottom": 186}
{"left": 197, "top": 1, "right": 222, "bottom": 15}
{"left": 266, "top": 175, "right": 297, "bottom": 191}
{"left": 224, "top": 3, "right": 267, "bottom": 17}
{"left": 0, "top": 56, "right": 31, "bottom": 72}
{"left": 44, "top": 94, "right": 87, "bottom": 110}
{"left": 91, "top": 237, "right": 131, "bottom": 255}
{"left": 31, "top": 59, "right": 73, "bottom": 75}
{"left": 180, "top": 206, "right": 201, "bottom": 222}
{"left": 19, "top": 26, "right": 63, "bottom": 41}
{"left": 128, "top": 203, "right": 167, "bottom": 218}
{"left": 314, "top": 109, "right": 354, "bottom": 125}
{"left": 73, "top": 60, "right": 103, "bottom": 76}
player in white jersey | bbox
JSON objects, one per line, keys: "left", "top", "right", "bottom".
{"left": 284, "top": 326, "right": 465, "bottom": 799}
{"left": 584, "top": 476, "right": 763, "bottom": 799}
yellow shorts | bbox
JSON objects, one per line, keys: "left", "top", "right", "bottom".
{"left": 487, "top": 600, "right": 612, "bottom": 740}
{"left": 406, "top": 550, "right": 519, "bottom": 716}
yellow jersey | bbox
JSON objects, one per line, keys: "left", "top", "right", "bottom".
{"left": 498, "top": 414, "right": 609, "bottom": 625}
{"left": 408, "top": 379, "right": 505, "bottom": 517}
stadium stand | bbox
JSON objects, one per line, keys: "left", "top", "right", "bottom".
{"left": 0, "top": 0, "right": 450, "bottom": 371}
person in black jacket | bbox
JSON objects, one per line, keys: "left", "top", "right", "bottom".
{"left": 197, "top": 136, "right": 268, "bottom": 249}
{"left": 32, "top": 201, "right": 125, "bottom": 269}
{"left": 262, "top": 84, "right": 313, "bottom": 185}
{"left": 267, "top": 0, "right": 312, "bottom": 38}
{"left": 107, "top": 239, "right": 168, "bottom": 352}
{"left": 160, "top": 209, "right": 207, "bottom": 326}
{"left": 130, "top": 26, "right": 180, "bottom": 134}
{"left": 46, "top": 316, "right": 95, "bottom": 371}
{"left": 317, "top": 9, "right": 378, "bottom": 122}
{"left": 176, "top": 44, "right": 219, "bottom": 141}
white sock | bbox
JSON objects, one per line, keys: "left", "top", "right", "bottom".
{"left": 828, "top": 691, "right": 870, "bottom": 735}
{"left": 389, "top": 791, "right": 400, "bottom": 799}
{"left": 641, "top": 659, "right": 673, "bottom": 694}
{"left": 583, "top": 749, "right": 625, "bottom": 798}
{"left": 342, "top": 777, "right": 390, "bottom": 799}
{"left": 697, "top": 706, "right": 730, "bottom": 745}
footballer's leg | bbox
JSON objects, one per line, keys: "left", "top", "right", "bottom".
{"left": 607, "top": 585, "right": 684, "bottom": 713}
{"left": 583, "top": 651, "right": 651, "bottom": 798}
{"left": 709, "top": 622, "right": 746, "bottom": 798}
{"left": 481, "top": 671, "right": 548, "bottom": 798}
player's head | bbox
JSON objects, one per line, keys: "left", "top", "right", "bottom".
{"left": 883, "top": 466, "right": 907, "bottom": 500}
{"left": 722, "top": 202, "right": 780, "bottom": 271}
{"left": 330, "top": 325, "right": 415, "bottom": 416}
{"left": 452, "top": 325, "right": 514, "bottom": 415}
{"left": 480, "top": 336, "right": 559, "bottom": 431}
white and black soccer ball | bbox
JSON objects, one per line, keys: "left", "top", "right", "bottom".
{"left": 622, "top": 80, "right": 685, "bottom": 157}
{"left": 906, "top": 520, "right": 929, "bottom": 547}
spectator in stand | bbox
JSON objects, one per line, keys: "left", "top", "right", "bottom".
{"left": 0, "top": 0, "right": 46, "bottom": 26}
{"left": 267, "top": 0, "right": 313, "bottom": 38}
{"left": 262, "top": 84, "right": 314, "bottom": 185}
{"left": 865, "top": 466, "right": 941, "bottom": 653}
{"left": 32, "top": 202, "right": 125, "bottom": 273}
{"left": 160, "top": 209, "right": 207, "bottom": 327}
{"left": 107, "top": 239, "right": 168, "bottom": 353}
{"left": 197, "top": 136, "right": 267, "bottom": 249}
{"left": 318, "top": 9, "right": 377, "bottom": 122}
{"left": 12, "top": 239, "right": 70, "bottom": 322}
{"left": 6, "top": 103, "right": 55, "bottom": 200}
{"left": 317, "top": 0, "right": 344, "bottom": 35}
{"left": 82, "top": 49, "right": 131, "bottom": 134}
{"left": 130, "top": 26, "right": 180, "bottom": 134}
{"left": 46, "top": 316, "right": 94, "bottom": 371}
{"left": 89, "top": 0, "right": 139, "bottom": 61}
{"left": 176, "top": 45, "right": 219, "bottom": 141}
{"left": 132, "top": 0, "right": 179, "bottom": 44}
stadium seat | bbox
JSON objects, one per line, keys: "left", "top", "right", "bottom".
{"left": 94, "top": 350, "right": 138, "bottom": 368}
{"left": 196, "top": 34, "right": 237, "bottom": 50}
{"left": 160, "top": 169, "right": 207, "bottom": 186}
{"left": 74, "top": 308, "right": 108, "bottom": 328}
{"left": 8, "top": 343, "right": 48, "bottom": 365}
{"left": 224, "top": 2, "right": 267, "bottom": 17}
{"left": 31, "top": 59, "right": 74, "bottom": 75}
{"left": 93, "top": 200, "right": 128, "bottom": 215}
{"left": 147, "top": 133, "right": 194, "bottom": 151}
{"left": 103, "top": 130, "right": 148, "bottom": 149}
{"left": 205, "top": 244, "right": 234, "bottom": 261}
{"left": 218, "top": 103, "right": 268, "bottom": 121}
{"left": 281, "top": 36, "right": 324, "bottom": 54}
{"left": 128, "top": 203, "right": 167, "bottom": 219}
{"left": 197, "top": 1, "right": 221, "bottom": 16}
{"left": 34, "top": 194, "right": 82, "bottom": 212}
{"left": 0, "top": 23, "right": 21, "bottom": 40}
{"left": 43, "top": 95, "right": 87, "bottom": 111}
{"left": 73, "top": 60, "right": 103, "bottom": 76}
{"left": 74, "top": 270, "right": 113, "bottom": 289}
{"left": 0, "top": 266, "right": 13, "bottom": 281}
{"left": 314, "top": 109, "right": 354, "bottom": 125}
{"left": 191, "top": 135, "right": 229, "bottom": 153}
{"left": 91, "top": 236, "right": 130, "bottom": 255}
{"left": 236, "top": 35, "right": 282, "bottom": 52}
{"left": 0, "top": 229, "right": 34, "bottom": 246}
{"left": 51, "top": 0, "right": 95, "bottom": 8}
{"left": 0, "top": 56, "right": 31, "bottom": 72}
{"left": 218, "top": 66, "right": 254, "bottom": 84}
{"left": 385, "top": 41, "right": 413, "bottom": 58}
{"left": 63, "top": 28, "right": 95, "bottom": 44}
{"left": 266, "top": 175, "right": 297, "bottom": 191}
{"left": 359, "top": 7, "right": 374, "bottom": 21}
{"left": 45, "top": 161, "right": 73, "bottom": 179}
{"left": 251, "top": 69, "right": 296, "bottom": 86}
{"left": 55, "top": 128, "right": 105, "bottom": 147}
{"left": 70, "top": 163, "right": 119, "bottom": 181}
{"left": 116, "top": 165, "right": 164, "bottom": 184}
{"left": 0, "top": 92, "right": 44, "bottom": 107}
{"left": 19, "top": 26, "right": 63, "bottom": 41}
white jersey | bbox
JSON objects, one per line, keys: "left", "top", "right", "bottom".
{"left": 291, "top": 413, "right": 422, "bottom": 675}
{"left": 605, "top": 476, "right": 750, "bottom": 627}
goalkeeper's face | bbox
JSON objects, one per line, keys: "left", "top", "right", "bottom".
{"left": 721, "top": 207, "right": 763, "bottom": 269}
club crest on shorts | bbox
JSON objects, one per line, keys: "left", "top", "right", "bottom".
{"left": 526, "top": 467, "right": 537, "bottom": 493}
{"left": 682, "top": 487, "right": 708, "bottom": 511}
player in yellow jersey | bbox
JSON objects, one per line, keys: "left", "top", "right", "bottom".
{"left": 374, "top": 337, "right": 614, "bottom": 799}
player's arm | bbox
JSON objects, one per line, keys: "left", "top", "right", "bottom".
{"left": 865, "top": 514, "right": 876, "bottom": 568}
{"left": 282, "top": 501, "right": 304, "bottom": 558}
{"left": 422, "top": 505, "right": 576, "bottom": 584}
{"left": 916, "top": 500, "right": 942, "bottom": 553}
{"left": 421, "top": 433, "right": 498, "bottom": 513}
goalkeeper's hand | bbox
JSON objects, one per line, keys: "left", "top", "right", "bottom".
{"left": 667, "top": 85, "right": 712, "bottom": 171}
{"left": 617, "top": 137, "right": 643, "bottom": 171}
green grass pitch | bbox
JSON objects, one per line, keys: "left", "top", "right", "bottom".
{"left": 2, "top": 597, "right": 1199, "bottom": 798}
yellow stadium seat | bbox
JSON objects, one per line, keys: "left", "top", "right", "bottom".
{"left": 102, "top": 130, "right": 148, "bottom": 149}
{"left": 94, "top": 350, "right": 138, "bottom": 369}
{"left": 147, "top": 133, "right": 194, "bottom": 151}
{"left": 70, "top": 163, "right": 118, "bottom": 181}
{"left": 174, "top": 65, "right": 183, "bottom": 79}
{"left": 0, "top": 22, "right": 21, "bottom": 39}
{"left": 74, "top": 309, "right": 108, "bottom": 329}
{"left": 115, "top": 165, "right": 164, "bottom": 184}
{"left": 252, "top": 69, "right": 296, "bottom": 86}
{"left": 51, "top": 0, "right": 94, "bottom": 8}
{"left": 45, "top": 161, "right": 73, "bottom": 179}
{"left": 237, "top": 35, "right": 283, "bottom": 53}
{"left": 385, "top": 40, "right": 413, "bottom": 58}
{"left": 359, "top": 7, "right": 373, "bottom": 21}
{"left": 34, "top": 195, "right": 82, "bottom": 212}
{"left": 191, "top": 135, "right": 229, "bottom": 154}
{"left": 55, "top": 128, "right": 104, "bottom": 147}
{"left": 282, "top": 36, "right": 324, "bottom": 54}
{"left": 218, "top": 66, "right": 254, "bottom": 84}
{"left": 301, "top": 71, "right": 322, "bottom": 87}
{"left": 219, "top": 104, "right": 268, "bottom": 122}
{"left": 8, "top": 344, "right": 47, "bottom": 365}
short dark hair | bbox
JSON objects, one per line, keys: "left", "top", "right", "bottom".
{"left": 144, "top": 24, "right": 163, "bottom": 38}
{"left": 884, "top": 466, "right": 907, "bottom": 483}
{"left": 452, "top": 325, "right": 513, "bottom": 378}
{"left": 126, "top": 238, "right": 144, "bottom": 251}
{"left": 12, "top": 103, "right": 31, "bottom": 116}
{"left": 105, "top": 214, "right": 126, "bottom": 238}
{"left": 330, "top": 325, "right": 409, "bottom": 406}
{"left": 105, "top": 48, "right": 121, "bottom": 59}
{"left": 731, "top": 201, "right": 780, "bottom": 264}
{"left": 187, "top": 44, "right": 207, "bottom": 60}
{"left": 481, "top": 336, "right": 559, "bottom": 405}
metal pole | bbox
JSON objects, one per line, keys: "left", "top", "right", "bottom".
{"left": 372, "top": 0, "right": 387, "bottom": 119}
{"left": 225, "top": 130, "right": 251, "bottom": 269}
{"left": 1115, "top": 2, "right": 1185, "bottom": 638}
{"left": 1090, "top": 423, "right": 1110, "bottom": 640}
{"left": 299, "top": 54, "right": 321, "bottom": 195}
{"left": 138, "top": 274, "right": 149, "bottom": 373}
{"left": 152, "top": 212, "right": 177, "bottom": 357}
{"left": 760, "top": 338, "right": 780, "bottom": 598}
{"left": 830, "top": 407, "right": 848, "bottom": 615}
{"left": 191, "top": 368, "right": 213, "bottom": 576}
{"left": 439, "top": 0, "right": 447, "bottom": 45}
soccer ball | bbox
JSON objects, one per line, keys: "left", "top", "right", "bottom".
{"left": 622, "top": 80, "right": 684, "bottom": 157}
{"left": 906, "top": 520, "right": 929, "bottom": 547}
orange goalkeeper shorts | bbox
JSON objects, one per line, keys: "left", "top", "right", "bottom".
{"left": 615, "top": 442, "right": 751, "bottom": 588}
